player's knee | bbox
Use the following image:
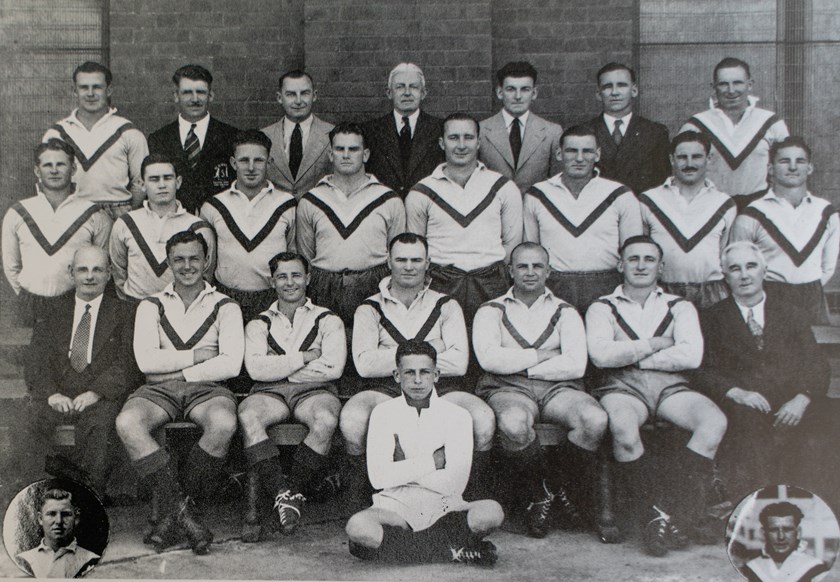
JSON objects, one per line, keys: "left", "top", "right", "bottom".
{"left": 608, "top": 415, "right": 641, "bottom": 449}
{"left": 698, "top": 406, "right": 728, "bottom": 445}
{"left": 577, "top": 405, "right": 609, "bottom": 441}
{"left": 468, "top": 500, "right": 505, "bottom": 532}
{"left": 345, "top": 513, "right": 380, "bottom": 547}
{"left": 470, "top": 406, "right": 496, "bottom": 450}
{"left": 339, "top": 403, "right": 371, "bottom": 445}
{"left": 310, "top": 408, "right": 339, "bottom": 440}
{"left": 237, "top": 401, "right": 265, "bottom": 435}
{"left": 496, "top": 409, "right": 533, "bottom": 447}
{"left": 115, "top": 408, "right": 144, "bottom": 442}
{"left": 204, "top": 408, "right": 238, "bottom": 442}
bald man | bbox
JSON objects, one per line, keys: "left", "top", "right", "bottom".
{"left": 24, "top": 246, "right": 139, "bottom": 493}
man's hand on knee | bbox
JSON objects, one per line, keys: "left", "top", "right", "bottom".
{"left": 72, "top": 391, "right": 102, "bottom": 412}
{"left": 47, "top": 393, "right": 74, "bottom": 414}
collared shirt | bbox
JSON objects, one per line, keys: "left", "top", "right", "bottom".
{"left": 17, "top": 538, "right": 100, "bottom": 579}
{"left": 353, "top": 277, "right": 468, "bottom": 378}
{"left": 681, "top": 96, "right": 789, "bottom": 197}
{"left": 603, "top": 112, "right": 633, "bottom": 137}
{"left": 367, "top": 389, "right": 472, "bottom": 497}
{"left": 406, "top": 162, "right": 523, "bottom": 270}
{"left": 200, "top": 181, "right": 296, "bottom": 291}
{"left": 473, "top": 287, "right": 587, "bottom": 381}
{"left": 244, "top": 298, "right": 346, "bottom": 383}
{"left": 134, "top": 282, "right": 244, "bottom": 383}
{"left": 392, "top": 109, "right": 420, "bottom": 137}
{"left": 640, "top": 177, "right": 736, "bottom": 283}
{"left": 110, "top": 201, "right": 216, "bottom": 299}
{"left": 501, "top": 109, "right": 529, "bottom": 140}
{"left": 524, "top": 171, "right": 643, "bottom": 272}
{"left": 586, "top": 285, "right": 703, "bottom": 371}
{"left": 1, "top": 189, "right": 112, "bottom": 296}
{"left": 283, "top": 114, "right": 314, "bottom": 157}
{"left": 742, "top": 549, "right": 829, "bottom": 582}
{"left": 734, "top": 293, "right": 766, "bottom": 327}
{"left": 178, "top": 114, "right": 210, "bottom": 149}
{"left": 69, "top": 293, "right": 104, "bottom": 364}
{"left": 297, "top": 174, "right": 405, "bottom": 271}
{"left": 43, "top": 107, "right": 148, "bottom": 203}
{"left": 730, "top": 189, "right": 840, "bottom": 285}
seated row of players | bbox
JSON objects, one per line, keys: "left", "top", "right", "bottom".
{"left": 24, "top": 227, "right": 835, "bottom": 562}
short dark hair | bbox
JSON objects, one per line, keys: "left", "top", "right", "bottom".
{"left": 620, "top": 235, "right": 664, "bottom": 260}
{"left": 268, "top": 251, "right": 310, "bottom": 276}
{"left": 442, "top": 112, "right": 480, "bottom": 137}
{"left": 278, "top": 69, "right": 314, "bottom": 90}
{"left": 73, "top": 61, "right": 112, "bottom": 86}
{"left": 39, "top": 489, "right": 79, "bottom": 517}
{"left": 141, "top": 153, "right": 179, "bottom": 178}
{"left": 172, "top": 64, "right": 213, "bottom": 87}
{"left": 496, "top": 61, "right": 538, "bottom": 86}
{"left": 389, "top": 232, "right": 428, "bottom": 253}
{"left": 232, "top": 130, "right": 272, "bottom": 154}
{"left": 34, "top": 139, "right": 75, "bottom": 165}
{"left": 329, "top": 122, "right": 366, "bottom": 148}
{"left": 759, "top": 502, "right": 804, "bottom": 529}
{"left": 166, "top": 229, "right": 208, "bottom": 259}
{"left": 713, "top": 57, "right": 751, "bottom": 82}
{"left": 770, "top": 136, "right": 812, "bottom": 163}
{"left": 670, "top": 131, "right": 711, "bottom": 156}
{"left": 396, "top": 339, "right": 437, "bottom": 367}
{"left": 596, "top": 62, "right": 636, "bottom": 85}
{"left": 560, "top": 125, "right": 598, "bottom": 148}
{"left": 510, "top": 241, "right": 549, "bottom": 265}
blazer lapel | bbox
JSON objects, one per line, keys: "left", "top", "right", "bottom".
{"left": 517, "top": 115, "right": 546, "bottom": 168}
{"left": 268, "top": 122, "right": 294, "bottom": 184}
{"left": 297, "top": 117, "right": 330, "bottom": 179}
{"left": 594, "top": 115, "right": 618, "bottom": 161}
{"left": 406, "top": 112, "right": 438, "bottom": 176}
{"left": 201, "top": 118, "right": 228, "bottom": 158}
{"left": 90, "top": 293, "right": 120, "bottom": 360}
{"left": 483, "top": 113, "right": 515, "bottom": 170}
{"left": 614, "top": 115, "right": 642, "bottom": 170}
{"left": 379, "top": 114, "right": 405, "bottom": 179}
{"left": 722, "top": 297, "right": 756, "bottom": 350}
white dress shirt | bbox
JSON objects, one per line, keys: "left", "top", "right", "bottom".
{"left": 283, "top": 114, "right": 314, "bottom": 157}
{"left": 178, "top": 114, "right": 210, "bottom": 149}
{"left": 502, "top": 110, "right": 529, "bottom": 140}
{"left": 392, "top": 109, "right": 420, "bottom": 137}
{"left": 603, "top": 113, "right": 633, "bottom": 137}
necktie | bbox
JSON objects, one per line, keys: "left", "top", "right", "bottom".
{"left": 746, "top": 308, "right": 764, "bottom": 351}
{"left": 184, "top": 123, "right": 200, "bottom": 167}
{"left": 70, "top": 304, "right": 91, "bottom": 373}
{"left": 612, "top": 119, "right": 623, "bottom": 146}
{"left": 289, "top": 122, "right": 303, "bottom": 179}
{"left": 509, "top": 117, "right": 522, "bottom": 169}
{"left": 399, "top": 116, "right": 412, "bottom": 167}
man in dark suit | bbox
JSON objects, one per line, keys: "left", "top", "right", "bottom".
{"left": 584, "top": 63, "right": 670, "bottom": 195}
{"left": 362, "top": 63, "right": 444, "bottom": 198}
{"left": 24, "top": 245, "right": 138, "bottom": 494}
{"left": 479, "top": 61, "right": 563, "bottom": 194}
{"left": 148, "top": 65, "right": 239, "bottom": 214}
{"left": 697, "top": 240, "right": 836, "bottom": 501}
{"left": 262, "top": 70, "right": 334, "bottom": 200}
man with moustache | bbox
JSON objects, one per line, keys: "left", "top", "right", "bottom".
{"left": 238, "top": 251, "right": 345, "bottom": 540}
{"left": 116, "top": 230, "right": 244, "bottom": 555}
{"left": 262, "top": 70, "right": 334, "bottom": 200}
{"left": 43, "top": 61, "right": 148, "bottom": 219}
{"left": 524, "top": 125, "right": 643, "bottom": 313}
{"left": 640, "top": 131, "right": 736, "bottom": 307}
{"left": 584, "top": 63, "right": 670, "bottom": 195}
{"left": 110, "top": 153, "right": 216, "bottom": 301}
{"left": 682, "top": 57, "right": 789, "bottom": 210}
{"left": 3, "top": 139, "right": 112, "bottom": 324}
{"left": 200, "top": 130, "right": 296, "bottom": 324}
{"left": 148, "top": 64, "right": 238, "bottom": 214}
{"left": 406, "top": 112, "right": 523, "bottom": 324}
{"left": 479, "top": 61, "right": 563, "bottom": 194}
{"left": 363, "top": 63, "right": 444, "bottom": 198}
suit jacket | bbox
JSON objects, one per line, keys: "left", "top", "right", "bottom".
{"left": 584, "top": 114, "right": 671, "bottom": 194}
{"left": 148, "top": 116, "right": 239, "bottom": 214}
{"left": 25, "top": 289, "right": 140, "bottom": 402}
{"left": 695, "top": 290, "right": 828, "bottom": 409}
{"left": 362, "top": 110, "right": 444, "bottom": 198}
{"left": 262, "top": 115, "right": 334, "bottom": 200}
{"left": 479, "top": 111, "right": 563, "bottom": 193}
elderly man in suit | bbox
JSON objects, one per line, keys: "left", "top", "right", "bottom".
{"left": 479, "top": 61, "right": 563, "bottom": 194}
{"left": 262, "top": 70, "right": 334, "bottom": 200}
{"left": 583, "top": 63, "right": 670, "bottom": 195}
{"left": 697, "top": 240, "right": 836, "bottom": 501}
{"left": 148, "top": 64, "right": 239, "bottom": 214}
{"left": 24, "top": 245, "right": 138, "bottom": 494}
{"left": 362, "top": 63, "right": 444, "bottom": 198}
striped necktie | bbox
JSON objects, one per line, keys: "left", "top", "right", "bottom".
{"left": 184, "top": 123, "right": 200, "bottom": 167}
{"left": 746, "top": 308, "right": 764, "bottom": 350}
{"left": 70, "top": 304, "right": 91, "bottom": 373}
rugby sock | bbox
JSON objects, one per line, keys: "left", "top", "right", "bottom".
{"left": 183, "top": 445, "right": 226, "bottom": 499}
{"left": 134, "top": 448, "right": 183, "bottom": 516}
{"left": 553, "top": 440, "right": 598, "bottom": 491}
{"left": 288, "top": 443, "right": 328, "bottom": 493}
{"left": 463, "top": 449, "right": 494, "bottom": 501}
{"left": 507, "top": 439, "right": 550, "bottom": 500}
{"left": 244, "top": 440, "right": 289, "bottom": 497}
{"left": 378, "top": 524, "right": 433, "bottom": 562}
{"left": 672, "top": 449, "right": 714, "bottom": 524}
{"left": 348, "top": 540, "right": 379, "bottom": 561}
{"left": 345, "top": 453, "right": 372, "bottom": 511}
{"left": 616, "top": 454, "right": 658, "bottom": 515}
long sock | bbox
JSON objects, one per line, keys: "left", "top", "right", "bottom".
{"left": 182, "top": 445, "right": 226, "bottom": 499}
{"left": 378, "top": 525, "right": 430, "bottom": 562}
{"left": 616, "top": 454, "right": 658, "bottom": 517}
{"left": 134, "top": 448, "right": 183, "bottom": 516}
{"left": 245, "top": 440, "right": 289, "bottom": 496}
{"left": 349, "top": 540, "right": 379, "bottom": 561}
{"left": 553, "top": 440, "right": 598, "bottom": 490}
{"left": 463, "top": 449, "right": 493, "bottom": 501}
{"left": 288, "top": 444, "right": 328, "bottom": 493}
{"left": 499, "top": 439, "right": 548, "bottom": 501}
{"left": 670, "top": 449, "right": 714, "bottom": 524}
{"left": 345, "top": 454, "right": 372, "bottom": 510}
